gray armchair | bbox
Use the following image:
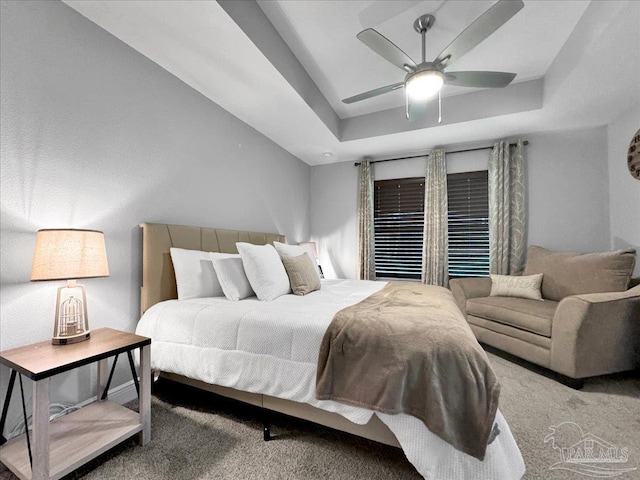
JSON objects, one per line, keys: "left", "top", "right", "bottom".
{"left": 450, "top": 246, "right": 640, "bottom": 388}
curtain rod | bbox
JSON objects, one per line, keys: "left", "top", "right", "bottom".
{"left": 353, "top": 140, "right": 529, "bottom": 167}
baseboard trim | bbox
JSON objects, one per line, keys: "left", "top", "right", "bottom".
{"left": 77, "top": 380, "right": 138, "bottom": 408}
{"left": 107, "top": 379, "right": 139, "bottom": 405}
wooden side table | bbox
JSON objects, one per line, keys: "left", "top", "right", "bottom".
{"left": 0, "top": 328, "right": 151, "bottom": 480}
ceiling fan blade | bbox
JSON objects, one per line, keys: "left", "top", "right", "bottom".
{"left": 434, "top": 0, "right": 524, "bottom": 68}
{"left": 342, "top": 82, "right": 405, "bottom": 104}
{"left": 357, "top": 28, "right": 417, "bottom": 72}
{"left": 445, "top": 71, "right": 516, "bottom": 88}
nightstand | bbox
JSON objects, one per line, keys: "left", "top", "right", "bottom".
{"left": 0, "top": 328, "right": 151, "bottom": 480}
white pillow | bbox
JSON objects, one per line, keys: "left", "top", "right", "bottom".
{"left": 210, "top": 253, "right": 255, "bottom": 301}
{"left": 236, "top": 243, "right": 291, "bottom": 301}
{"left": 170, "top": 247, "right": 223, "bottom": 300}
{"left": 490, "top": 273, "right": 544, "bottom": 300}
{"left": 273, "top": 241, "right": 321, "bottom": 281}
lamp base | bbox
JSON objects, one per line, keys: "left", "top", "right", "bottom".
{"left": 53, "top": 281, "right": 91, "bottom": 346}
{"left": 52, "top": 330, "right": 91, "bottom": 345}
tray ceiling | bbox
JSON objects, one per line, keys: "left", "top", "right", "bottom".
{"left": 63, "top": 0, "right": 640, "bottom": 165}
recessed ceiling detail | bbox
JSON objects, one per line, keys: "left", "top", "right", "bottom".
{"left": 63, "top": 0, "right": 639, "bottom": 165}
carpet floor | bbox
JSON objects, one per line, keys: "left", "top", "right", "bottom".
{"left": 1, "top": 349, "right": 638, "bottom": 480}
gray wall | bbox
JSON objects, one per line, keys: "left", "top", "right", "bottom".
{"left": 310, "top": 161, "right": 359, "bottom": 280}
{"left": 0, "top": 0, "right": 310, "bottom": 429}
{"left": 525, "top": 128, "right": 610, "bottom": 252}
{"left": 311, "top": 126, "right": 611, "bottom": 279}
{"left": 607, "top": 104, "right": 640, "bottom": 276}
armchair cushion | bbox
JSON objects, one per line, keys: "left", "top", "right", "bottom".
{"left": 523, "top": 246, "right": 636, "bottom": 301}
{"left": 467, "top": 297, "right": 558, "bottom": 337}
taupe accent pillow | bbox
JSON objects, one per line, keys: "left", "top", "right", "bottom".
{"left": 490, "top": 273, "right": 543, "bottom": 300}
{"left": 522, "top": 246, "right": 636, "bottom": 301}
{"left": 281, "top": 253, "right": 321, "bottom": 296}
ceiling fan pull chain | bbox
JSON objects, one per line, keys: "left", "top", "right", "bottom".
{"left": 438, "top": 89, "right": 442, "bottom": 124}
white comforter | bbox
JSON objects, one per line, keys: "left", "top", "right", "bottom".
{"left": 136, "top": 279, "right": 525, "bottom": 479}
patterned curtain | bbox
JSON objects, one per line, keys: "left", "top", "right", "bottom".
{"left": 489, "top": 139, "right": 526, "bottom": 274}
{"left": 357, "top": 159, "right": 376, "bottom": 280}
{"left": 421, "top": 149, "right": 449, "bottom": 286}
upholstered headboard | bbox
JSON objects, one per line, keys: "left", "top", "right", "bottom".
{"left": 139, "top": 223, "right": 285, "bottom": 315}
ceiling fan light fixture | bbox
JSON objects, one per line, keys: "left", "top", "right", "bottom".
{"left": 405, "top": 69, "right": 444, "bottom": 101}
{"left": 344, "top": 0, "right": 524, "bottom": 120}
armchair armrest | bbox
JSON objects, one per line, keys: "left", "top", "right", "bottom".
{"left": 550, "top": 286, "right": 640, "bottom": 378}
{"left": 449, "top": 277, "right": 492, "bottom": 319}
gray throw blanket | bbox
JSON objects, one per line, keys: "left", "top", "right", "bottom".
{"left": 315, "top": 282, "right": 500, "bottom": 460}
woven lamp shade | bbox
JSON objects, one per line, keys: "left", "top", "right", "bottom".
{"left": 31, "top": 229, "right": 109, "bottom": 281}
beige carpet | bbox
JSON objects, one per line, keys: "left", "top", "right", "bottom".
{"left": 487, "top": 349, "right": 640, "bottom": 480}
{"left": 1, "top": 349, "right": 638, "bottom": 480}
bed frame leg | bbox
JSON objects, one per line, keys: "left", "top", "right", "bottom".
{"left": 263, "top": 411, "right": 271, "bottom": 441}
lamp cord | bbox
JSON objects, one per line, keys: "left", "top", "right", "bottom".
{"left": 7, "top": 402, "right": 81, "bottom": 438}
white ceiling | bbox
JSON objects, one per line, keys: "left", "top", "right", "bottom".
{"left": 63, "top": 0, "right": 640, "bottom": 166}
{"left": 258, "top": 0, "right": 587, "bottom": 118}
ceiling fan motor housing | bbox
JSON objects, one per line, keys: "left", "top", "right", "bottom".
{"left": 405, "top": 64, "right": 444, "bottom": 101}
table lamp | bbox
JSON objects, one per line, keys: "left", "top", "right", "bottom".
{"left": 30, "top": 229, "right": 109, "bottom": 345}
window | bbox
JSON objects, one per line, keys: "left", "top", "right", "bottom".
{"left": 447, "top": 171, "right": 490, "bottom": 278}
{"left": 373, "top": 170, "right": 489, "bottom": 280}
{"left": 374, "top": 178, "right": 425, "bottom": 280}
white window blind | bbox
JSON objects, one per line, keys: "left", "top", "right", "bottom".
{"left": 374, "top": 178, "right": 425, "bottom": 280}
{"left": 447, "top": 171, "right": 490, "bottom": 278}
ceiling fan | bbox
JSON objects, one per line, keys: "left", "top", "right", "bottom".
{"left": 342, "top": 0, "right": 525, "bottom": 121}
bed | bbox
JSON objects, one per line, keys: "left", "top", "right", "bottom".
{"left": 135, "top": 222, "right": 525, "bottom": 479}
